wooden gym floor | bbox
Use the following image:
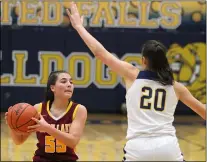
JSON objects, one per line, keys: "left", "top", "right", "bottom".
{"left": 1, "top": 113, "right": 206, "bottom": 161}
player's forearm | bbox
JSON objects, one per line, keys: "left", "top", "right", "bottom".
{"left": 75, "top": 26, "right": 107, "bottom": 57}
{"left": 185, "top": 101, "right": 206, "bottom": 120}
{"left": 45, "top": 125, "right": 79, "bottom": 149}
{"left": 195, "top": 104, "right": 206, "bottom": 120}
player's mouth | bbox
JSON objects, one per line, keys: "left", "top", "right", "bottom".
{"left": 65, "top": 90, "right": 72, "bottom": 93}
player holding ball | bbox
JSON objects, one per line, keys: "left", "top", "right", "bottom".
{"left": 5, "top": 70, "right": 87, "bottom": 162}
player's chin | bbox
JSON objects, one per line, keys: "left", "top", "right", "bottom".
{"left": 63, "top": 92, "right": 73, "bottom": 98}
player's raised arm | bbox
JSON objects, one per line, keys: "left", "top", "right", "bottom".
{"left": 66, "top": 2, "right": 139, "bottom": 81}
{"left": 174, "top": 81, "right": 206, "bottom": 120}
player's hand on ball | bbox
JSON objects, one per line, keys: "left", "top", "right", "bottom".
{"left": 66, "top": 2, "right": 84, "bottom": 29}
{"left": 27, "top": 114, "right": 49, "bottom": 133}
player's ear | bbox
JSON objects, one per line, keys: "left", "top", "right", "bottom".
{"left": 50, "top": 85, "right": 55, "bottom": 92}
{"left": 142, "top": 56, "right": 147, "bottom": 67}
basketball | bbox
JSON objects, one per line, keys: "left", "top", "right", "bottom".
{"left": 7, "top": 103, "right": 39, "bottom": 133}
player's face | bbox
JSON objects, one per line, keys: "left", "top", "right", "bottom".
{"left": 51, "top": 73, "right": 74, "bottom": 99}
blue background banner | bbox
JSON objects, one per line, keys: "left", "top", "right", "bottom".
{"left": 1, "top": 26, "right": 206, "bottom": 114}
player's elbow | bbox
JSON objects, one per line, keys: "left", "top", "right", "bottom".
{"left": 203, "top": 104, "right": 206, "bottom": 120}
{"left": 202, "top": 113, "right": 206, "bottom": 120}
{"left": 69, "top": 143, "right": 77, "bottom": 149}
{"left": 198, "top": 104, "right": 206, "bottom": 120}
{"left": 68, "top": 136, "right": 80, "bottom": 149}
{"left": 196, "top": 107, "right": 206, "bottom": 120}
{"left": 72, "top": 139, "right": 80, "bottom": 149}
{"left": 14, "top": 142, "right": 22, "bottom": 145}
{"left": 13, "top": 139, "right": 24, "bottom": 145}
{"left": 14, "top": 137, "right": 28, "bottom": 145}
{"left": 95, "top": 51, "right": 104, "bottom": 59}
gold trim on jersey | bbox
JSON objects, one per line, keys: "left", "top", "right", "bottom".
{"left": 46, "top": 101, "right": 73, "bottom": 120}
{"left": 72, "top": 104, "right": 80, "bottom": 121}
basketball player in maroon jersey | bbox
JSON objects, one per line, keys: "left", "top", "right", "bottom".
{"left": 5, "top": 70, "right": 87, "bottom": 161}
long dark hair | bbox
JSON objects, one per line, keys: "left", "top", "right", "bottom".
{"left": 45, "top": 70, "right": 68, "bottom": 104}
{"left": 141, "top": 40, "right": 174, "bottom": 85}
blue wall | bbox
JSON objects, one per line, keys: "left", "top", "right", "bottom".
{"left": 1, "top": 26, "right": 206, "bottom": 114}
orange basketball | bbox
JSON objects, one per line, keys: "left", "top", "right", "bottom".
{"left": 7, "top": 103, "right": 39, "bottom": 133}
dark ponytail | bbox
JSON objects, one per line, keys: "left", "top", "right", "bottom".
{"left": 45, "top": 70, "right": 68, "bottom": 104}
{"left": 142, "top": 40, "right": 174, "bottom": 85}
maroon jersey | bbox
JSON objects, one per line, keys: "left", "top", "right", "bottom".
{"left": 33, "top": 100, "right": 79, "bottom": 162}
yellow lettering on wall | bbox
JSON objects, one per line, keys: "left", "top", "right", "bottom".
{"left": 18, "top": 1, "right": 39, "bottom": 25}
{"left": 1, "top": 1, "right": 14, "bottom": 25}
{"left": 118, "top": 2, "right": 136, "bottom": 27}
{"left": 42, "top": 2, "right": 62, "bottom": 26}
{"left": 160, "top": 2, "right": 181, "bottom": 29}
{"left": 139, "top": 2, "right": 159, "bottom": 28}
{"left": 39, "top": 52, "right": 64, "bottom": 84}
{"left": 67, "top": 53, "right": 91, "bottom": 87}
{"left": 13, "top": 51, "right": 37, "bottom": 84}
{"left": 0, "top": 75, "right": 11, "bottom": 84}
{"left": 151, "top": 1, "right": 161, "bottom": 12}
{"left": 94, "top": 58, "right": 118, "bottom": 88}
{"left": 130, "top": 1, "right": 139, "bottom": 8}
{"left": 90, "top": 2, "right": 115, "bottom": 27}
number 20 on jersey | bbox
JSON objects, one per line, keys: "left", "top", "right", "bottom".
{"left": 140, "top": 86, "right": 166, "bottom": 111}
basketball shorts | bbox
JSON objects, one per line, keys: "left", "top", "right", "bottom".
{"left": 123, "top": 135, "right": 184, "bottom": 161}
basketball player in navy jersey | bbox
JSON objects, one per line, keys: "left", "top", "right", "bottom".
{"left": 5, "top": 70, "right": 87, "bottom": 161}
{"left": 66, "top": 2, "right": 206, "bottom": 161}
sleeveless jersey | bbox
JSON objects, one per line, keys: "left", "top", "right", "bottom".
{"left": 33, "top": 100, "right": 79, "bottom": 162}
{"left": 125, "top": 70, "right": 178, "bottom": 140}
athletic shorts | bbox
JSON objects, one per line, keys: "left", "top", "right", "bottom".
{"left": 123, "top": 135, "right": 184, "bottom": 161}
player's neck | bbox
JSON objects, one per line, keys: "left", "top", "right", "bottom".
{"left": 52, "top": 98, "right": 69, "bottom": 110}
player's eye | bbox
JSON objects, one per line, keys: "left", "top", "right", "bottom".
{"left": 60, "top": 79, "right": 67, "bottom": 83}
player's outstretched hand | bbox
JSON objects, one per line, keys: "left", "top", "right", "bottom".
{"left": 27, "top": 114, "right": 49, "bottom": 133}
{"left": 66, "top": 1, "right": 84, "bottom": 29}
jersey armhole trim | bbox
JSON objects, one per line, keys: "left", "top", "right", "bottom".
{"left": 37, "top": 103, "right": 42, "bottom": 114}
{"left": 72, "top": 104, "right": 79, "bottom": 121}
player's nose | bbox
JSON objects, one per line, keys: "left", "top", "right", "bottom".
{"left": 66, "top": 81, "right": 72, "bottom": 87}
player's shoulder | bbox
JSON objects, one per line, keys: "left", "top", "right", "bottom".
{"left": 173, "top": 81, "right": 188, "bottom": 99}
{"left": 73, "top": 103, "right": 87, "bottom": 119}
{"left": 33, "top": 102, "right": 45, "bottom": 113}
{"left": 173, "top": 81, "right": 186, "bottom": 92}
{"left": 73, "top": 102, "right": 87, "bottom": 112}
{"left": 77, "top": 104, "right": 87, "bottom": 112}
{"left": 34, "top": 103, "right": 41, "bottom": 109}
